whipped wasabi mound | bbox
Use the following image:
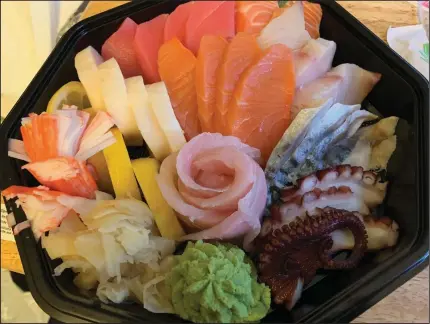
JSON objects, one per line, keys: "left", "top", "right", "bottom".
{"left": 165, "top": 240, "right": 271, "bottom": 323}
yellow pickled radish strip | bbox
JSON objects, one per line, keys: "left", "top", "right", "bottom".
{"left": 132, "top": 158, "right": 185, "bottom": 240}
{"left": 104, "top": 128, "right": 141, "bottom": 200}
{"left": 82, "top": 108, "right": 114, "bottom": 195}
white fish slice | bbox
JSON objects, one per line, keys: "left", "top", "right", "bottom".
{"left": 258, "top": 1, "right": 311, "bottom": 50}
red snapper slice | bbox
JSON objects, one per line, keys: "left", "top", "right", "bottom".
{"left": 156, "top": 133, "right": 266, "bottom": 249}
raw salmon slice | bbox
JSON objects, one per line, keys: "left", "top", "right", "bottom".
{"left": 235, "top": 1, "right": 278, "bottom": 35}
{"left": 164, "top": 1, "right": 194, "bottom": 43}
{"left": 227, "top": 44, "right": 295, "bottom": 163}
{"left": 195, "top": 35, "right": 228, "bottom": 132}
{"left": 101, "top": 18, "right": 142, "bottom": 78}
{"left": 303, "top": 1, "right": 323, "bottom": 39}
{"left": 134, "top": 14, "right": 168, "bottom": 84}
{"left": 215, "top": 33, "right": 261, "bottom": 134}
{"left": 185, "top": 1, "right": 235, "bottom": 55}
{"left": 158, "top": 38, "right": 201, "bottom": 140}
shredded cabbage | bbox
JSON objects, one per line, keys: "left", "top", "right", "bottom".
{"left": 48, "top": 198, "right": 176, "bottom": 310}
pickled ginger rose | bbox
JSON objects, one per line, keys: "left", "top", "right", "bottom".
{"left": 156, "top": 133, "right": 267, "bottom": 250}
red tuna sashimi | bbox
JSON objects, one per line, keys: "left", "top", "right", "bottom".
{"left": 164, "top": 1, "right": 194, "bottom": 43}
{"left": 101, "top": 18, "right": 142, "bottom": 78}
{"left": 185, "top": 1, "right": 235, "bottom": 55}
{"left": 134, "top": 14, "right": 169, "bottom": 84}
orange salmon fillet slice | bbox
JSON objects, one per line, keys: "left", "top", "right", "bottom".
{"left": 215, "top": 33, "right": 262, "bottom": 135}
{"left": 303, "top": 1, "right": 322, "bottom": 39}
{"left": 226, "top": 44, "right": 295, "bottom": 163}
{"left": 236, "top": 1, "right": 279, "bottom": 35}
{"left": 158, "top": 38, "right": 201, "bottom": 140}
{"left": 195, "top": 35, "right": 229, "bottom": 132}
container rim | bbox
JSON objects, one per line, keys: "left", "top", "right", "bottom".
{"left": 0, "top": 0, "right": 428, "bottom": 323}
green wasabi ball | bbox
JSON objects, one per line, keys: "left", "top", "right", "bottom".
{"left": 165, "top": 240, "right": 271, "bottom": 323}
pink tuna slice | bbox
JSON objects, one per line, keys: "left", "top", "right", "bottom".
{"left": 134, "top": 14, "right": 169, "bottom": 84}
{"left": 101, "top": 18, "right": 142, "bottom": 78}
{"left": 164, "top": 1, "right": 194, "bottom": 43}
{"left": 185, "top": 1, "right": 235, "bottom": 55}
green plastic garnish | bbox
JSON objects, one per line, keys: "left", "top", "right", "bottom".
{"left": 419, "top": 43, "right": 429, "bottom": 63}
{"left": 278, "top": 1, "right": 289, "bottom": 8}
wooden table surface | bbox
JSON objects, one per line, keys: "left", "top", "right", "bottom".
{"left": 1, "top": 1, "right": 428, "bottom": 323}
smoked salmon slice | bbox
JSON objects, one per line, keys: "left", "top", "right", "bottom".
{"left": 185, "top": 1, "right": 235, "bottom": 55}
{"left": 101, "top": 18, "right": 142, "bottom": 78}
{"left": 158, "top": 38, "right": 201, "bottom": 140}
{"left": 134, "top": 14, "right": 168, "bottom": 84}
{"left": 303, "top": 1, "right": 323, "bottom": 39}
{"left": 164, "top": 1, "right": 194, "bottom": 44}
{"left": 195, "top": 35, "right": 228, "bottom": 132}
{"left": 235, "top": 1, "right": 278, "bottom": 35}
{"left": 226, "top": 44, "right": 295, "bottom": 163}
{"left": 215, "top": 33, "right": 261, "bottom": 134}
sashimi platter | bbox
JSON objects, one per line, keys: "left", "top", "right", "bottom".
{"left": 3, "top": 1, "right": 401, "bottom": 323}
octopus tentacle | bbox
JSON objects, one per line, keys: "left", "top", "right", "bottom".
{"left": 280, "top": 165, "right": 387, "bottom": 208}
{"left": 275, "top": 186, "right": 370, "bottom": 224}
{"left": 257, "top": 208, "right": 368, "bottom": 310}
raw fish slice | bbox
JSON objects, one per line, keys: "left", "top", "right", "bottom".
{"left": 303, "top": 1, "right": 323, "bottom": 39}
{"left": 158, "top": 38, "right": 201, "bottom": 140}
{"left": 176, "top": 132, "right": 260, "bottom": 196}
{"left": 195, "top": 35, "right": 228, "bottom": 132}
{"left": 164, "top": 1, "right": 193, "bottom": 43}
{"left": 215, "top": 33, "right": 261, "bottom": 134}
{"left": 265, "top": 102, "right": 377, "bottom": 206}
{"left": 101, "top": 18, "right": 142, "bottom": 78}
{"left": 22, "top": 157, "right": 98, "bottom": 199}
{"left": 178, "top": 147, "right": 255, "bottom": 211}
{"left": 227, "top": 44, "right": 295, "bottom": 163}
{"left": 185, "top": 1, "right": 235, "bottom": 55}
{"left": 293, "top": 63, "right": 382, "bottom": 115}
{"left": 259, "top": 1, "right": 310, "bottom": 50}
{"left": 235, "top": 1, "right": 279, "bottom": 35}
{"left": 294, "top": 38, "right": 336, "bottom": 89}
{"left": 156, "top": 133, "right": 266, "bottom": 248}
{"left": 75, "top": 111, "right": 116, "bottom": 161}
{"left": 181, "top": 160, "right": 267, "bottom": 250}
{"left": 2, "top": 186, "right": 72, "bottom": 240}
{"left": 134, "top": 14, "right": 168, "bottom": 84}
{"left": 157, "top": 153, "right": 229, "bottom": 229}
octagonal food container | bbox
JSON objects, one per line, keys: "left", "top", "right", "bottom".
{"left": 0, "top": 0, "right": 428, "bottom": 322}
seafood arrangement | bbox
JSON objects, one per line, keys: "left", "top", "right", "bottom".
{"left": 3, "top": 1, "right": 402, "bottom": 323}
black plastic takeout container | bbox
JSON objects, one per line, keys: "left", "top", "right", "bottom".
{"left": 0, "top": 0, "right": 428, "bottom": 322}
